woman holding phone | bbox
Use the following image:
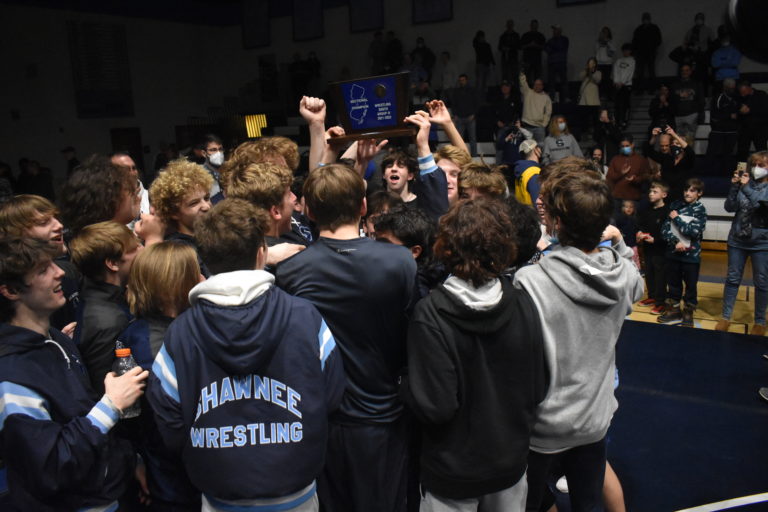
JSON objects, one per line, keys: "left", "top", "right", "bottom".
{"left": 717, "top": 151, "right": 768, "bottom": 335}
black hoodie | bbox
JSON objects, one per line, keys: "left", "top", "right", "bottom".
{"left": 401, "top": 278, "right": 547, "bottom": 499}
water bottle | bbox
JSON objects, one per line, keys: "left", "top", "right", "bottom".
{"left": 112, "top": 347, "right": 141, "bottom": 418}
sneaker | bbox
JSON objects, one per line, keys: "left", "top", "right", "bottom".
{"left": 751, "top": 324, "right": 766, "bottom": 336}
{"left": 680, "top": 306, "right": 695, "bottom": 328}
{"left": 760, "top": 387, "right": 768, "bottom": 403}
{"left": 555, "top": 476, "right": 569, "bottom": 494}
{"left": 650, "top": 304, "right": 665, "bottom": 315}
{"left": 658, "top": 304, "right": 682, "bottom": 324}
{"left": 715, "top": 319, "right": 731, "bottom": 331}
{"left": 638, "top": 298, "right": 655, "bottom": 306}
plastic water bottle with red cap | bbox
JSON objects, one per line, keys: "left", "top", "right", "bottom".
{"left": 112, "top": 346, "right": 142, "bottom": 418}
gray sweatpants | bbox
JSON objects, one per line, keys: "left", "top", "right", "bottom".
{"left": 419, "top": 474, "right": 527, "bottom": 512}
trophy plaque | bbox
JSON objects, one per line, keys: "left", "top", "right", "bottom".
{"left": 327, "top": 71, "right": 416, "bottom": 144}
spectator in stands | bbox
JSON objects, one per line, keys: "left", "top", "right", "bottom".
{"left": 670, "top": 64, "right": 705, "bottom": 139}
{"left": 0, "top": 237, "right": 146, "bottom": 512}
{"left": 148, "top": 198, "right": 345, "bottom": 512}
{"left": 595, "top": 27, "right": 616, "bottom": 98}
{"left": 607, "top": 134, "right": 651, "bottom": 213}
{"left": 498, "top": 19, "right": 521, "bottom": 83}
{"left": 62, "top": 146, "right": 80, "bottom": 178}
{"left": 69, "top": 221, "right": 142, "bottom": 393}
{"left": 542, "top": 116, "right": 583, "bottom": 164}
{"left": 0, "top": 161, "right": 14, "bottom": 202}
{"left": 120, "top": 241, "right": 202, "bottom": 510}
{"left": 545, "top": 24, "right": 570, "bottom": 103}
{"left": 710, "top": 33, "right": 741, "bottom": 85}
{"left": 591, "top": 146, "right": 609, "bottom": 177}
{"left": 402, "top": 198, "right": 547, "bottom": 511}
{"left": 708, "top": 78, "right": 740, "bottom": 172}
{"left": 449, "top": 74, "right": 480, "bottom": 156}
{"left": 578, "top": 57, "right": 602, "bottom": 134}
{"left": 658, "top": 178, "right": 708, "bottom": 328}
{"left": 111, "top": 151, "right": 150, "bottom": 217}
{"left": 515, "top": 163, "right": 643, "bottom": 512}
{"left": 498, "top": 120, "right": 534, "bottom": 170}
{"left": 411, "top": 36, "right": 436, "bottom": 80}
{"left": 435, "top": 51, "right": 458, "bottom": 99}
{"left": 473, "top": 30, "right": 495, "bottom": 94}
{"left": 15, "top": 159, "right": 55, "bottom": 202}
{"left": 401, "top": 53, "right": 428, "bottom": 90}
{"left": 369, "top": 31, "right": 386, "bottom": 75}
{"left": 638, "top": 181, "right": 671, "bottom": 314}
{"left": 684, "top": 12, "right": 714, "bottom": 90}
{"left": 512, "top": 139, "right": 543, "bottom": 205}
{"left": 519, "top": 71, "right": 552, "bottom": 144}
{"left": 717, "top": 152, "right": 768, "bottom": 336}
{"left": 648, "top": 84, "right": 676, "bottom": 134}
{"left": 493, "top": 79, "right": 521, "bottom": 161}
{"left": 612, "top": 44, "right": 635, "bottom": 130}
{"left": 521, "top": 20, "right": 545, "bottom": 82}
{"left": 149, "top": 158, "right": 213, "bottom": 276}
{"left": 646, "top": 126, "right": 695, "bottom": 201}
{"left": 632, "top": 12, "right": 662, "bottom": 94}
{"left": 60, "top": 154, "right": 141, "bottom": 237}
{"left": 594, "top": 108, "right": 622, "bottom": 162}
{"left": 737, "top": 80, "right": 768, "bottom": 160}
{"left": 276, "top": 164, "right": 416, "bottom": 512}
{"left": 385, "top": 31, "right": 403, "bottom": 73}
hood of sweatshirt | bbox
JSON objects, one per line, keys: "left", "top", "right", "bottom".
{"left": 185, "top": 270, "right": 290, "bottom": 374}
{"left": 0, "top": 323, "right": 49, "bottom": 357}
{"left": 514, "top": 159, "right": 539, "bottom": 179}
{"left": 535, "top": 242, "right": 635, "bottom": 308}
{"left": 431, "top": 277, "right": 517, "bottom": 334}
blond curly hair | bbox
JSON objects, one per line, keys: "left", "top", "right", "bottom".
{"left": 149, "top": 159, "right": 213, "bottom": 222}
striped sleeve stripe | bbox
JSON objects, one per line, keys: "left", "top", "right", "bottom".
{"left": 152, "top": 345, "right": 180, "bottom": 403}
{"left": 318, "top": 320, "right": 337, "bottom": 371}
{"left": 418, "top": 154, "right": 438, "bottom": 176}
{"left": 86, "top": 396, "right": 119, "bottom": 434}
{"left": 0, "top": 382, "right": 51, "bottom": 430}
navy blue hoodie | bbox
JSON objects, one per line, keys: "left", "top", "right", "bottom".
{"left": 0, "top": 324, "right": 134, "bottom": 511}
{"left": 147, "top": 270, "right": 345, "bottom": 503}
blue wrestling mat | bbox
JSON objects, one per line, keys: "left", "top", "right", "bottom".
{"left": 608, "top": 320, "right": 768, "bottom": 511}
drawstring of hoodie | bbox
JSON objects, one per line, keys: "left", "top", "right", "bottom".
{"left": 44, "top": 337, "right": 71, "bottom": 369}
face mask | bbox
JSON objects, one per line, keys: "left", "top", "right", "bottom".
{"left": 621, "top": 146, "right": 632, "bottom": 156}
{"left": 671, "top": 146, "right": 682, "bottom": 157}
{"left": 753, "top": 166, "right": 768, "bottom": 180}
{"left": 209, "top": 152, "right": 224, "bottom": 167}
{"left": 558, "top": 122, "right": 567, "bottom": 131}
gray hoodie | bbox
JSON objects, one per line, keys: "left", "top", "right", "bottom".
{"left": 513, "top": 239, "right": 643, "bottom": 452}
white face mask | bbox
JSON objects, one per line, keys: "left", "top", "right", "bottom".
{"left": 209, "top": 152, "right": 224, "bottom": 167}
{"left": 753, "top": 166, "right": 768, "bottom": 180}
{"left": 558, "top": 122, "right": 567, "bottom": 132}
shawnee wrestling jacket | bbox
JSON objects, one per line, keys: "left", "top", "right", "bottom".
{"left": 0, "top": 324, "right": 134, "bottom": 511}
{"left": 147, "top": 270, "right": 345, "bottom": 503}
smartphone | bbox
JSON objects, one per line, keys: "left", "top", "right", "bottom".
{"left": 737, "top": 161, "right": 747, "bottom": 176}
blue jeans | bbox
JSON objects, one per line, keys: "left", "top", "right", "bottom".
{"left": 526, "top": 438, "right": 607, "bottom": 512}
{"left": 723, "top": 245, "right": 768, "bottom": 324}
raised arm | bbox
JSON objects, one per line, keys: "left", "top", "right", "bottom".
{"left": 427, "top": 99, "right": 469, "bottom": 155}
{"left": 299, "top": 96, "right": 328, "bottom": 171}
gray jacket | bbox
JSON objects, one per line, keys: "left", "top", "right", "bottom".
{"left": 513, "top": 239, "right": 643, "bottom": 452}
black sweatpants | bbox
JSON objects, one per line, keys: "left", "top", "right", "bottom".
{"left": 644, "top": 250, "right": 667, "bottom": 303}
{"left": 318, "top": 417, "right": 409, "bottom": 512}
